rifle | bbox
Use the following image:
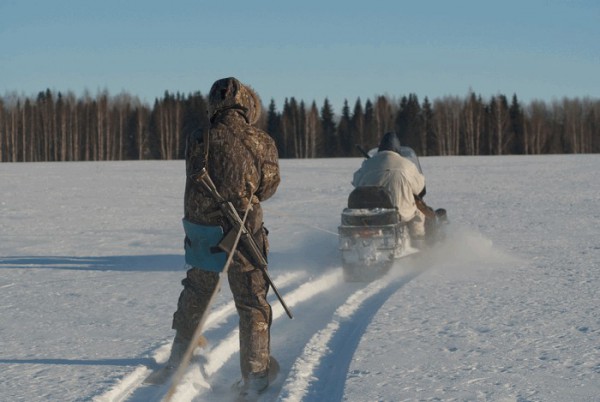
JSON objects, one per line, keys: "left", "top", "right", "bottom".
{"left": 192, "top": 167, "right": 293, "bottom": 319}
{"left": 355, "top": 144, "right": 371, "bottom": 159}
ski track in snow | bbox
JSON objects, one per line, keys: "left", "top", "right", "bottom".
{"left": 94, "top": 271, "right": 306, "bottom": 402}
{"left": 278, "top": 264, "right": 424, "bottom": 402}
{"left": 95, "top": 259, "right": 428, "bottom": 402}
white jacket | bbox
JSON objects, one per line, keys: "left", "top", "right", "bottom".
{"left": 352, "top": 151, "right": 425, "bottom": 222}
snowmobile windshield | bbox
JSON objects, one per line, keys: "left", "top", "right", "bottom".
{"left": 368, "top": 146, "right": 423, "bottom": 173}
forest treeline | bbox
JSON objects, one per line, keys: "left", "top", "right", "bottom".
{"left": 0, "top": 89, "right": 598, "bottom": 162}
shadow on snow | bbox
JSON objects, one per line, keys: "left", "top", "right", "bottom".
{"left": 0, "top": 254, "right": 183, "bottom": 272}
{"left": 0, "top": 357, "right": 156, "bottom": 367}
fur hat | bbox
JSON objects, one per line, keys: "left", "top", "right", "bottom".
{"left": 207, "top": 77, "right": 262, "bottom": 124}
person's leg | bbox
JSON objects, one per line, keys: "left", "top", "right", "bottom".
{"left": 169, "top": 268, "right": 220, "bottom": 365}
{"left": 409, "top": 209, "right": 426, "bottom": 248}
{"left": 228, "top": 264, "right": 272, "bottom": 389}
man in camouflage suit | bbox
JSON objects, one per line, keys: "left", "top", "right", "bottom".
{"left": 169, "top": 77, "right": 280, "bottom": 393}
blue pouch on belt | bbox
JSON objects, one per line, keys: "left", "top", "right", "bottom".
{"left": 182, "top": 218, "right": 227, "bottom": 272}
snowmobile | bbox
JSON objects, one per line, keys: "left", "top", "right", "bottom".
{"left": 338, "top": 146, "right": 447, "bottom": 282}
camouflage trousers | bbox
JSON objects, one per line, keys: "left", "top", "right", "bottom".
{"left": 172, "top": 251, "right": 272, "bottom": 378}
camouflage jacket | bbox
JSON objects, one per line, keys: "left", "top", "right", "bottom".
{"left": 184, "top": 83, "right": 280, "bottom": 234}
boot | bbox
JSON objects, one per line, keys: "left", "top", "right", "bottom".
{"left": 234, "top": 372, "right": 268, "bottom": 401}
{"left": 435, "top": 208, "right": 448, "bottom": 223}
{"left": 245, "top": 371, "right": 270, "bottom": 393}
{"left": 165, "top": 332, "right": 208, "bottom": 369}
{"left": 233, "top": 356, "right": 279, "bottom": 399}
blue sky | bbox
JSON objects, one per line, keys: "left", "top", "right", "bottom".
{"left": 1, "top": 0, "right": 598, "bottom": 111}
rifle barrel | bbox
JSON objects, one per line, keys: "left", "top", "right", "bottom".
{"left": 355, "top": 144, "right": 371, "bottom": 159}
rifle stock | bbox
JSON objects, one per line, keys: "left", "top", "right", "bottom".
{"left": 215, "top": 228, "right": 238, "bottom": 254}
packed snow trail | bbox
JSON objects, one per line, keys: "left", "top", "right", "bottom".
{"left": 278, "top": 262, "right": 425, "bottom": 402}
{"left": 94, "top": 254, "right": 428, "bottom": 402}
{"left": 94, "top": 272, "right": 306, "bottom": 402}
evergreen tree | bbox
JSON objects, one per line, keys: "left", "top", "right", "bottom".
{"left": 338, "top": 100, "right": 352, "bottom": 156}
{"left": 280, "top": 98, "right": 291, "bottom": 158}
{"left": 350, "top": 98, "right": 365, "bottom": 156}
{"left": 320, "top": 98, "right": 337, "bottom": 157}
{"left": 266, "top": 99, "right": 283, "bottom": 156}
{"left": 181, "top": 92, "right": 209, "bottom": 158}
{"left": 421, "top": 97, "right": 434, "bottom": 156}
{"left": 509, "top": 94, "right": 525, "bottom": 154}
{"left": 374, "top": 96, "right": 395, "bottom": 135}
{"left": 298, "top": 101, "right": 307, "bottom": 158}
{"left": 282, "top": 97, "right": 300, "bottom": 158}
{"left": 395, "top": 94, "right": 422, "bottom": 153}
{"left": 363, "top": 98, "right": 378, "bottom": 149}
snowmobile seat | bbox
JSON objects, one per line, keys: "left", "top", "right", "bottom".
{"left": 341, "top": 208, "right": 399, "bottom": 226}
{"left": 347, "top": 186, "right": 395, "bottom": 209}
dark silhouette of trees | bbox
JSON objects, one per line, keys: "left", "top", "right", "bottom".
{"left": 421, "top": 97, "right": 435, "bottom": 156}
{"left": 320, "top": 98, "right": 337, "bottom": 157}
{"left": 1, "top": 88, "right": 598, "bottom": 162}
{"left": 337, "top": 100, "right": 352, "bottom": 156}
{"left": 396, "top": 94, "right": 423, "bottom": 154}
{"left": 362, "top": 99, "right": 379, "bottom": 153}
{"left": 266, "top": 99, "right": 283, "bottom": 157}
{"left": 350, "top": 99, "right": 365, "bottom": 157}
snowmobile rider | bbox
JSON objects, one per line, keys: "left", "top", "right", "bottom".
{"left": 168, "top": 77, "right": 281, "bottom": 394}
{"left": 352, "top": 132, "right": 432, "bottom": 247}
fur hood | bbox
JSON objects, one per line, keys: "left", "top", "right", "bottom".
{"left": 207, "top": 77, "right": 261, "bottom": 125}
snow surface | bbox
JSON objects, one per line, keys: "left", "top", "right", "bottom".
{"left": 1, "top": 155, "right": 599, "bottom": 402}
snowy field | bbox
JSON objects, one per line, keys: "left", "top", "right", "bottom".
{"left": 1, "top": 154, "right": 599, "bottom": 402}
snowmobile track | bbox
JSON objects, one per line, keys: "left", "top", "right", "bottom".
{"left": 95, "top": 262, "right": 425, "bottom": 402}
{"left": 278, "top": 266, "right": 423, "bottom": 402}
